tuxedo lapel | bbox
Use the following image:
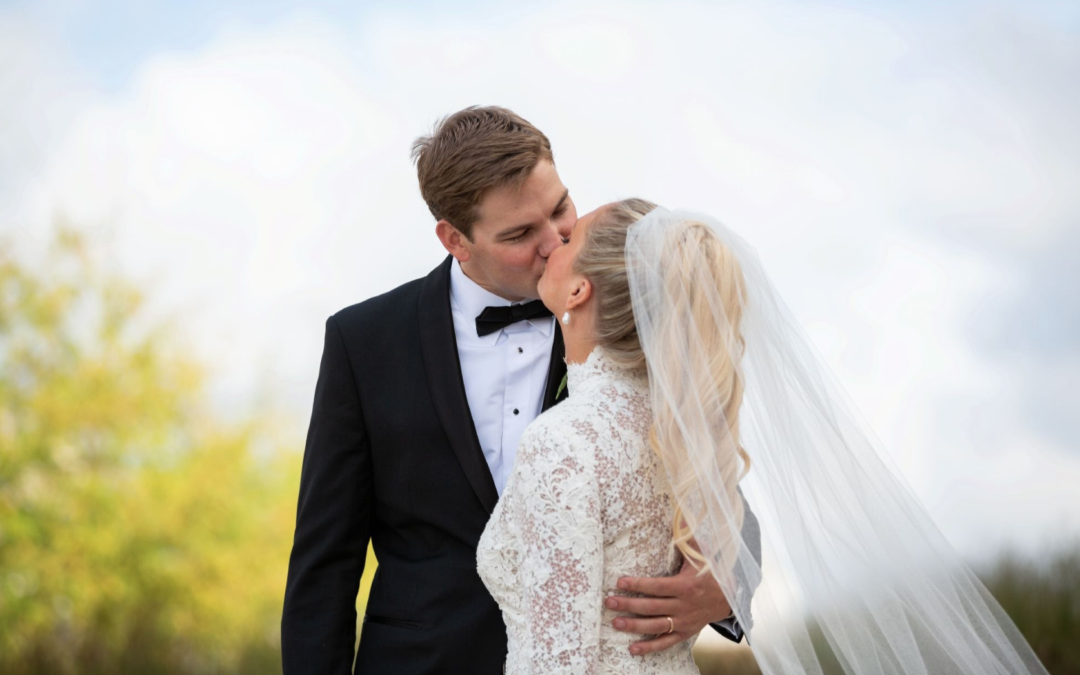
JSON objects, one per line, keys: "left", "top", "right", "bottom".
{"left": 418, "top": 256, "right": 500, "bottom": 515}
{"left": 542, "top": 323, "right": 567, "bottom": 411}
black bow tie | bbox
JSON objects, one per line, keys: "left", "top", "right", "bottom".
{"left": 475, "top": 300, "right": 553, "bottom": 337}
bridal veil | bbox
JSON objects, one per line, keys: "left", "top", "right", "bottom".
{"left": 625, "top": 207, "right": 1048, "bottom": 675}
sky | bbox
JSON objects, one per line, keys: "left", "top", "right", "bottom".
{"left": 2, "top": 0, "right": 1078, "bottom": 561}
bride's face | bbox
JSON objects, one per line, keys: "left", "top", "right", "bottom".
{"left": 538, "top": 206, "right": 602, "bottom": 316}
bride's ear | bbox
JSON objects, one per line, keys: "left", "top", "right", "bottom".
{"left": 565, "top": 277, "right": 592, "bottom": 311}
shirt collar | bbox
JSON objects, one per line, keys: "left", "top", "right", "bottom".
{"left": 449, "top": 259, "right": 554, "bottom": 343}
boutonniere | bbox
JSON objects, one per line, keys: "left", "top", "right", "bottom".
{"left": 556, "top": 373, "right": 568, "bottom": 401}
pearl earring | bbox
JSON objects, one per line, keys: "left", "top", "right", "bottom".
{"left": 561, "top": 311, "right": 571, "bottom": 326}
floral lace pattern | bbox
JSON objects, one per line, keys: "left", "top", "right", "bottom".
{"left": 478, "top": 348, "right": 700, "bottom": 674}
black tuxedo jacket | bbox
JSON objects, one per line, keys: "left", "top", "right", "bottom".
{"left": 281, "top": 256, "right": 751, "bottom": 675}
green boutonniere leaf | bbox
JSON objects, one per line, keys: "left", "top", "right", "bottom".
{"left": 556, "top": 373, "right": 568, "bottom": 400}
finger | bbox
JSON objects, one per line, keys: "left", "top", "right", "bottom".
{"left": 604, "top": 595, "right": 677, "bottom": 616}
{"left": 617, "top": 575, "right": 682, "bottom": 597}
{"left": 611, "top": 615, "right": 675, "bottom": 635}
{"left": 629, "top": 631, "right": 685, "bottom": 656}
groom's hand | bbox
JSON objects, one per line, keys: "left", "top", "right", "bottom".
{"left": 605, "top": 558, "right": 731, "bottom": 656}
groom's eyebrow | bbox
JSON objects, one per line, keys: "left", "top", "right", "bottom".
{"left": 550, "top": 189, "right": 569, "bottom": 215}
{"left": 497, "top": 190, "right": 570, "bottom": 238}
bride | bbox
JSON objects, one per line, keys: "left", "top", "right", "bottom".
{"left": 476, "top": 199, "right": 1049, "bottom": 675}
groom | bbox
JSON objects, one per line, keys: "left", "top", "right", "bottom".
{"left": 281, "top": 106, "right": 760, "bottom": 674}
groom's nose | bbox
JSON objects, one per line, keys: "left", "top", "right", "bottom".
{"left": 556, "top": 218, "right": 572, "bottom": 241}
{"left": 537, "top": 224, "right": 565, "bottom": 259}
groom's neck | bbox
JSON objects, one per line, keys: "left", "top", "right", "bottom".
{"left": 460, "top": 259, "right": 528, "bottom": 302}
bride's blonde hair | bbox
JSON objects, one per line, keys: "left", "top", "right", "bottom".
{"left": 575, "top": 199, "right": 750, "bottom": 571}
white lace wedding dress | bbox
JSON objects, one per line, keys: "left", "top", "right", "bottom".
{"left": 477, "top": 347, "right": 700, "bottom": 674}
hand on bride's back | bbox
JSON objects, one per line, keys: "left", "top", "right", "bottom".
{"left": 604, "top": 556, "right": 731, "bottom": 656}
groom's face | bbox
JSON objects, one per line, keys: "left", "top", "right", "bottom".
{"left": 448, "top": 160, "right": 576, "bottom": 301}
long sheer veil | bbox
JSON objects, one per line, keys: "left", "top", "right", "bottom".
{"left": 625, "top": 207, "right": 1048, "bottom": 675}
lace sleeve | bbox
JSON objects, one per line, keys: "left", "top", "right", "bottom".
{"left": 510, "top": 425, "right": 604, "bottom": 674}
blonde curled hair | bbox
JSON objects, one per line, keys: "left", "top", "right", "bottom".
{"left": 575, "top": 199, "right": 750, "bottom": 572}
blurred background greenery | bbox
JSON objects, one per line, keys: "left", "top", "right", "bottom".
{"left": 1, "top": 231, "right": 1076, "bottom": 674}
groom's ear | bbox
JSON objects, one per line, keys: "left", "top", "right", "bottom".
{"left": 436, "top": 219, "right": 471, "bottom": 263}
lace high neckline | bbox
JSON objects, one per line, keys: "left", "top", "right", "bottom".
{"left": 566, "top": 347, "right": 613, "bottom": 395}
{"left": 566, "top": 347, "right": 645, "bottom": 396}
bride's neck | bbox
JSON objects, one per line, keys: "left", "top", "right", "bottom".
{"left": 563, "top": 330, "right": 598, "bottom": 365}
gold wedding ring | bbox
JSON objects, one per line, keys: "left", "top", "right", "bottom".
{"left": 663, "top": 616, "right": 675, "bottom": 635}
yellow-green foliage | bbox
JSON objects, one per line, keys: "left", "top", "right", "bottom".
{"left": 0, "top": 229, "right": 323, "bottom": 674}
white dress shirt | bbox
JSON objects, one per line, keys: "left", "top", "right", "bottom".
{"left": 449, "top": 259, "right": 556, "bottom": 496}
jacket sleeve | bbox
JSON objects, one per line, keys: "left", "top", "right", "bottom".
{"left": 710, "top": 487, "right": 761, "bottom": 643}
{"left": 282, "top": 315, "right": 375, "bottom": 675}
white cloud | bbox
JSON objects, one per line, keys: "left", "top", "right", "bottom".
{"left": 0, "top": 8, "right": 97, "bottom": 221}
{"left": 3, "top": 0, "right": 1078, "bottom": 559}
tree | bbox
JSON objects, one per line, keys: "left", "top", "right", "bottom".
{"left": 0, "top": 228, "right": 308, "bottom": 674}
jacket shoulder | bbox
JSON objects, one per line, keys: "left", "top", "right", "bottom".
{"left": 331, "top": 275, "right": 426, "bottom": 335}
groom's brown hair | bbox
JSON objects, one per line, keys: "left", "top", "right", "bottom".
{"left": 411, "top": 106, "right": 554, "bottom": 241}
